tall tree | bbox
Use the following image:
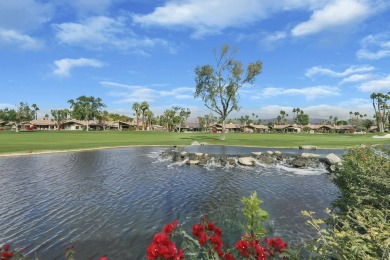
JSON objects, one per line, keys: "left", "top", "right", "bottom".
{"left": 97, "top": 110, "right": 110, "bottom": 130}
{"left": 0, "top": 102, "right": 34, "bottom": 132}
{"left": 194, "top": 44, "right": 262, "bottom": 140}
{"left": 68, "top": 96, "right": 106, "bottom": 131}
{"left": 132, "top": 102, "right": 141, "bottom": 131}
{"left": 370, "top": 92, "right": 390, "bottom": 132}
{"left": 51, "top": 109, "right": 69, "bottom": 130}
{"left": 140, "top": 101, "right": 149, "bottom": 130}
{"left": 145, "top": 110, "right": 154, "bottom": 130}
{"left": 31, "top": 103, "right": 39, "bottom": 120}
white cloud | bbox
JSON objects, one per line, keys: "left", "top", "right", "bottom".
{"left": 305, "top": 65, "right": 375, "bottom": 78}
{"left": 54, "top": 16, "right": 171, "bottom": 51}
{"left": 339, "top": 73, "right": 375, "bottom": 84}
{"left": 291, "top": 0, "right": 370, "bottom": 37}
{"left": 0, "top": 0, "right": 53, "bottom": 32}
{"left": 259, "top": 31, "right": 287, "bottom": 50}
{"left": 53, "top": 58, "right": 104, "bottom": 77}
{"left": 358, "top": 74, "right": 390, "bottom": 92}
{"left": 356, "top": 33, "right": 390, "bottom": 60}
{"left": 260, "top": 86, "right": 340, "bottom": 99}
{"left": 0, "top": 29, "right": 43, "bottom": 49}
{"left": 100, "top": 81, "right": 194, "bottom": 103}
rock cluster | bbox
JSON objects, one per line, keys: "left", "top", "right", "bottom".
{"left": 160, "top": 148, "right": 343, "bottom": 173}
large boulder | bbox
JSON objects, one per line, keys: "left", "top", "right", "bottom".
{"left": 325, "top": 153, "right": 341, "bottom": 165}
{"left": 187, "top": 160, "right": 199, "bottom": 165}
{"left": 299, "top": 145, "right": 317, "bottom": 150}
{"left": 238, "top": 157, "right": 255, "bottom": 166}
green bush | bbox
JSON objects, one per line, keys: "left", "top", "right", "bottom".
{"left": 288, "top": 146, "right": 390, "bottom": 259}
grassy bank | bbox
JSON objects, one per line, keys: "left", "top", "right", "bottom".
{"left": 0, "top": 131, "right": 388, "bottom": 155}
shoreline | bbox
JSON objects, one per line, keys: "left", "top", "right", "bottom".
{"left": 0, "top": 144, "right": 347, "bottom": 158}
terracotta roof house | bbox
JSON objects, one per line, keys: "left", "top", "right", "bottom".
{"left": 306, "top": 125, "right": 335, "bottom": 133}
{"left": 61, "top": 120, "right": 103, "bottom": 130}
{"left": 369, "top": 125, "right": 378, "bottom": 132}
{"left": 271, "top": 124, "right": 302, "bottom": 132}
{"left": 108, "top": 120, "right": 134, "bottom": 130}
{"left": 30, "top": 119, "right": 57, "bottom": 130}
{"left": 208, "top": 123, "right": 242, "bottom": 133}
{"left": 244, "top": 124, "right": 269, "bottom": 133}
{"left": 178, "top": 122, "right": 202, "bottom": 132}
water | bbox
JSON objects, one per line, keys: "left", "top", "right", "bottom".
{"left": 0, "top": 146, "right": 339, "bottom": 259}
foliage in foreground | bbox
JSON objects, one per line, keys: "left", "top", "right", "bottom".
{"left": 290, "top": 146, "right": 390, "bottom": 259}
{"left": 147, "top": 192, "right": 287, "bottom": 260}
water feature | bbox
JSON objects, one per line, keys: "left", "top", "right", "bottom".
{"left": 0, "top": 146, "right": 339, "bottom": 259}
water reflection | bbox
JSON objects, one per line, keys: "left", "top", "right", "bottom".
{"left": 0, "top": 147, "right": 339, "bottom": 259}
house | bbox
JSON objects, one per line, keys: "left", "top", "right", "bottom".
{"left": 177, "top": 122, "right": 202, "bottom": 132}
{"left": 369, "top": 125, "right": 378, "bottom": 132}
{"left": 307, "top": 125, "right": 335, "bottom": 133}
{"left": 244, "top": 124, "right": 269, "bottom": 133}
{"left": 30, "top": 119, "right": 57, "bottom": 130}
{"left": 208, "top": 123, "right": 242, "bottom": 133}
{"left": 108, "top": 120, "right": 134, "bottom": 130}
{"left": 271, "top": 124, "right": 302, "bottom": 132}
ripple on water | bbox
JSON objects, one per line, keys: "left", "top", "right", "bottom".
{"left": 0, "top": 147, "right": 339, "bottom": 259}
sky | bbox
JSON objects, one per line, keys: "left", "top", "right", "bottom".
{"left": 1, "top": 0, "right": 390, "bottom": 121}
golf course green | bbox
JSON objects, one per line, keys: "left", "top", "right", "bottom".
{"left": 0, "top": 130, "right": 388, "bottom": 155}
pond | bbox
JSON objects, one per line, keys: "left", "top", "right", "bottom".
{"left": 0, "top": 146, "right": 339, "bottom": 259}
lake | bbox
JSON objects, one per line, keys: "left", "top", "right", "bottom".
{"left": 0, "top": 146, "right": 339, "bottom": 259}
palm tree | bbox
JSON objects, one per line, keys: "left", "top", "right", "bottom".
{"left": 31, "top": 103, "right": 39, "bottom": 120}
{"left": 132, "top": 102, "right": 141, "bottom": 131}
{"left": 140, "top": 101, "right": 149, "bottom": 131}
{"left": 145, "top": 110, "right": 154, "bottom": 131}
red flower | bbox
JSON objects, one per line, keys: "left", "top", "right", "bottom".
{"left": 206, "top": 222, "right": 214, "bottom": 231}
{"left": 2, "top": 245, "right": 10, "bottom": 252}
{"left": 163, "top": 220, "right": 178, "bottom": 235}
{"left": 192, "top": 223, "right": 205, "bottom": 237}
{"left": 224, "top": 253, "right": 236, "bottom": 260}
{"left": 198, "top": 231, "right": 207, "bottom": 246}
{"left": 147, "top": 232, "right": 180, "bottom": 260}
{"left": 1, "top": 251, "right": 14, "bottom": 260}
{"left": 214, "top": 227, "right": 222, "bottom": 237}
{"left": 254, "top": 244, "right": 267, "bottom": 260}
{"left": 173, "top": 249, "right": 184, "bottom": 260}
{"left": 265, "top": 237, "right": 287, "bottom": 256}
{"left": 235, "top": 240, "right": 250, "bottom": 257}
{"left": 99, "top": 256, "right": 108, "bottom": 260}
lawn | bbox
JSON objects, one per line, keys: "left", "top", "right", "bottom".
{"left": 0, "top": 130, "right": 388, "bottom": 155}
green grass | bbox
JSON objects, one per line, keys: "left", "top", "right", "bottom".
{"left": 0, "top": 130, "right": 388, "bottom": 155}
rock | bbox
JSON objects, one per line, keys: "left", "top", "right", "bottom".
{"left": 292, "top": 159, "right": 306, "bottom": 168}
{"left": 187, "top": 160, "right": 199, "bottom": 165}
{"left": 299, "top": 145, "right": 317, "bottom": 150}
{"left": 238, "top": 157, "right": 254, "bottom": 166}
{"left": 301, "top": 153, "right": 320, "bottom": 158}
{"left": 329, "top": 165, "right": 337, "bottom": 172}
{"left": 180, "top": 151, "right": 188, "bottom": 157}
{"left": 267, "top": 151, "right": 274, "bottom": 155}
{"left": 251, "top": 152, "right": 262, "bottom": 156}
{"left": 191, "top": 141, "right": 201, "bottom": 146}
{"left": 274, "top": 151, "right": 282, "bottom": 155}
{"left": 325, "top": 153, "right": 341, "bottom": 165}
{"left": 195, "top": 152, "right": 203, "bottom": 157}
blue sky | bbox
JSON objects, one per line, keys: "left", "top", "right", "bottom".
{"left": 1, "top": 0, "right": 390, "bottom": 121}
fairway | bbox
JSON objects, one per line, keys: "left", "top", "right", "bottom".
{"left": 0, "top": 131, "right": 389, "bottom": 155}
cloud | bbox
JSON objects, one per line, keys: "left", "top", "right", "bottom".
{"left": 0, "top": 0, "right": 53, "bottom": 32}
{"left": 133, "top": 0, "right": 268, "bottom": 38}
{"left": 53, "top": 16, "right": 171, "bottom": 52}
{"left": 358, "top": 74, "right": 390, "bottom": 92}
{"left": 100, "top": 81, "right": 194, "bottom": 103}
{"left": 305, "top": 65, "right": 375, "bottom": 78}
{"left": 291, "top": 0, "right": 370, "bottom": 37}
{"left": 356, "top": 33, "right": 390, "bottom": 60}
{"left": 259, "top": 86, "right": 340, "bottom": 100}
{"left": 339, "top": 73, "right": 375, "bottom": 84}
{"left": 0, "top": 29, "right": 43, "bottom": 49}
{"left": 53, "top": 58, "right": 104, "bottom": 77}
{"left": 259, "top": 31, "right": 287, "bottom": 50}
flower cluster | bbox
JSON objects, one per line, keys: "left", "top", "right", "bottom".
{"left": 264, "top": 237, "right": 288, "bottom": 257}
{"left": 235, "top": 235, "right": 267, "bottom": 260}
{"left": 192, "top": 216, "right": 225, "bottom": 258}
{"left": 1, "top": 244, "right": 13, "bottom": 260}
{"left": 147, "top": 220, "right": 184, "bottom": 260}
